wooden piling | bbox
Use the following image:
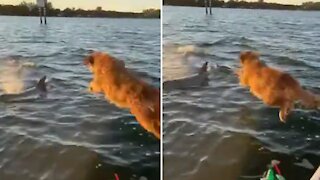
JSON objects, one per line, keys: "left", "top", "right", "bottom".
{"left": 39, "top": 7, "right": 42, "bottom": 24}
{"left": 37, "top": 0, "right": 47, "bottom": 24}
{"left": 209, "top": 0, "right": 212, "bottom": 15}
{"left": 204, "top": 0, "right": 212, "bottom": 15}
{"left": 204, "top": 0, "right": 208, "bottom": 14}
{"left": 44, "top": 7, "right": 47, "bottom": 24}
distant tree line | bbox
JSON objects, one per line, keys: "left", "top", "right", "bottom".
{"left": 0, "top": 2, "right": 160, "bottom": 18}
{"left": 163, "top": 0, "right": 320, "bottom": 10}
{"left": 301, "top": 1, "right": 320, "bottom": 10}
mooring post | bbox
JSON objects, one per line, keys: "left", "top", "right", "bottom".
{"left": 209, "top": 0, "right": 212, "bottom": 15}
{"left": 205, "top": 0, "right": 208, "bottom": 14}
{"left": 37, "top": 0, "right": 47, "bottom": 24}
{"left": 39, "top": 7, "right": 42, "bottom": 24}
{"left": 44, "top": 7, "right": 47, "bottom": 24}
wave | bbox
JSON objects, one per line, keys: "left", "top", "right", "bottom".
{"left": 0, "top": 135, "right": 159, "bottom": 180}
{"left": 9, "top": 40, "right": 58, "bottom": 44}
{"left": 264, "top": 54, "right": 310, "bottom": 67}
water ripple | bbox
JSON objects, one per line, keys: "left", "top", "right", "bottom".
{"left": 0, "top": 16, "right": 160, "bottom": 180}
{"left": 164, "top": 6, "right": 320, "bottom": 180}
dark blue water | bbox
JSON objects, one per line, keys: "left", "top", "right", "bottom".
{"left": 0, "top": 16, "right": 160, "bottom": 180}
{"left": 163, "top": 6, "right": 320, "bottom": 180}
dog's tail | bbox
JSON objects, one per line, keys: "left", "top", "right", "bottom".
{"left": 298, "top": 88, "right": 320, "bottom": 109}
{"left": 279, "top": 73, "right": 319, "bottom": 109}
{"left": 198, "top": 62, "right": 208, "bottom": 75}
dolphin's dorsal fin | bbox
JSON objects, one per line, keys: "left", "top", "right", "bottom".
{"left": 36, "top": 76, "right": 47, "bottom": 93}
{"left": 198, "top": 62, "right": 208, "bottom": 75}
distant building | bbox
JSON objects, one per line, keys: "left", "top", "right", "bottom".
{"left": 258, "top": 0, "right": 264, "bottom": 3}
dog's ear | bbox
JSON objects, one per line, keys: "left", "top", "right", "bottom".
{"left": 240, "top": 51, "right": 249, "bottom": 64}
{"left": 83, "top": 55, "right": 94, "bottom": 66}
{"left": 251, "top": 51, "right": 260, "bottom": 60}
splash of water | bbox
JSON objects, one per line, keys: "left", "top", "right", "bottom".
{"left": 163, "top": 44, "right": 208, "bottom": 81}
{"left": 0, "top": 60, "right": 26, "bottom": 94}
{"left": 176, "top": 45, "right": 204, "bottom": 54}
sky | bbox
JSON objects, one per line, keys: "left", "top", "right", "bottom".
{"left": 0, "top": 0, "right": 313, "bottom": 11}
{"left": 0, "top": 0, "right": 161, "bottom": 12}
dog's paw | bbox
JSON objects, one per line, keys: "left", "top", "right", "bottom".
{"left": 279, "top": 114, "right": 286, "bottom": 123}
{"left": 279, "top": 110, "right": 288, "bottom": 123}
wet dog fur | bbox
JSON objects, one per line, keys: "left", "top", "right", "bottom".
{"left": 84, "top": 52, "right": 160, "bottom": 139}
{"left": 237, "top": 51, "right": 319, "bottom": 122}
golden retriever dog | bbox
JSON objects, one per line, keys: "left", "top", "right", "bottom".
{"left": 84, "top": 52, "right": 160, "bottom": 139}
{"left": 237, "top": 51, "right": 319, "bottom": 122}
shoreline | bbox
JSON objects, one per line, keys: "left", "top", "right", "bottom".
{"left": 163, "top": 1, "right": 320, "bottom": 11}
{"left": 163, "top": 5, "right": 320, "bottom": 12}
{"left": 0, "top": 15, "right": 160, "bottom": 19}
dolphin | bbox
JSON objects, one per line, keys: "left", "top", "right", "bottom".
{"left": 163, "top": 61, "right": 209, "bottom": 90}
{"left": 36, "top": 76, "right": 47, "bottom": 98}
{"left": 0, "top": 76, "right": 48, "bottom": 101}
{"left": 198, "top": 61, "right": 208, "bottom": 74}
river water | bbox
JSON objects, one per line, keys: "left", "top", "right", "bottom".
{"left": 163, "top": 6, "right": 320, "bottom": 180}
{"left": 0, "top": 16, "right": 160, "bottom": 180}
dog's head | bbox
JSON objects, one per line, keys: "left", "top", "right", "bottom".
{"left": 239, "top": 51, "right": 260, "bottom": 67}
{"left": 83, "top": 52, "right": 125, "bottom": 74}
